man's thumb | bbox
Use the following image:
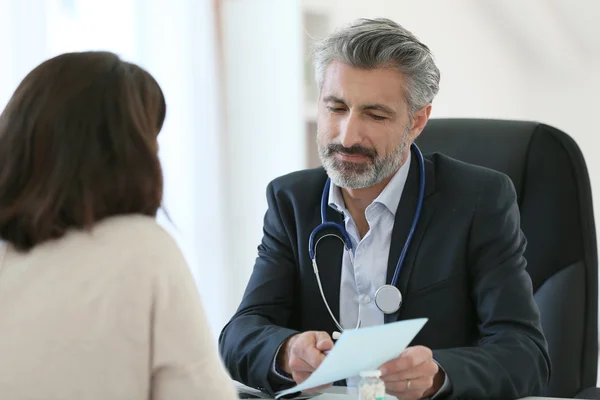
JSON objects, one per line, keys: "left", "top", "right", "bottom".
{"left": 314, "top": 331, "right": 334, "bottom": 351}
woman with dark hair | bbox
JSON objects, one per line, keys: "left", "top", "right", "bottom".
{"left": 0, "top": 51, "right": 237, "bottom": 400}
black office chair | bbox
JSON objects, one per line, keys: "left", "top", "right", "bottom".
{"left": 417, "top": 118, "right": 599, "bottom": 399}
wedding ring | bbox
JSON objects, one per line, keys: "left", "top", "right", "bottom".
{"left": 406, "top": 379, "right": 411, "bottom": 391}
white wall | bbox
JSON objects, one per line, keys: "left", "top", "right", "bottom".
{"left": 0, "top": 0, "right": 46, "bottom": 108}
{"left": 136, "top": 0, "right": 231, "bottom": 336}
{"left": 220, "top": 0, "right": 306, "bottom": 323}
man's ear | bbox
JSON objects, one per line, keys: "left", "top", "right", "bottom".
{"left": 409, "top": 104, "right": 432, "bottom": 141}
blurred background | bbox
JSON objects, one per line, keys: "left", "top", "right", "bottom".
{"left": 1, "top": 0, "right": 598, "bottom": 357}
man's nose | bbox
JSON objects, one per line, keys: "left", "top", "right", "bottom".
{"left": 339, "top": 112, "right": 364, "bottom": 148}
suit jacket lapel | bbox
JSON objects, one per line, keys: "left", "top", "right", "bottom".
{"left": 384, "top": 156, "right": 438, "bottom": 323}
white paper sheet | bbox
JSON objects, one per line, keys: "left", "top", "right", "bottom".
{"left": 275, "top": 318, "right": 428, "bottom": 398}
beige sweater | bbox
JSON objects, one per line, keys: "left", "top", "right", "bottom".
{"left": 0, "top": 215, "right": 238, "bottom": 400}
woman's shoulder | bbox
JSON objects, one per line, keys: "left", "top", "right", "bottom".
{"left": 95, "top": 213, "right": 180, "bottom": 250}
{"left": 2, "top": 214, "right": 191, "bottom": 300}
{"left": 93, "top": 214, "right": 171, "bottom": 239}
{"left": 75, "top": 214, "right": 186, "bottom": 269}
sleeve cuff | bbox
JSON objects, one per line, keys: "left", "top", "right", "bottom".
{"left": 430, "top": 359, "right": 451, "bottom": 399}
{"left": 270, "top": 341, "right": 296, "bottom": 384}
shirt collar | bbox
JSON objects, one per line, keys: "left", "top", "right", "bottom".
{"left": 328, "top": 150, "right": 411, "bottom": 217}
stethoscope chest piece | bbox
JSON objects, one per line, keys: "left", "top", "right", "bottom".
{"left": 374, "top": 284, "right": 402, "bottom": 314}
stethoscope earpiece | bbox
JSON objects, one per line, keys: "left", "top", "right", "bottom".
{"left": 332, "top": 331, "right": 341, "bottom": 340}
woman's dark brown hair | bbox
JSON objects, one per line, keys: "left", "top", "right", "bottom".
{"left": 0, "top": 51, "right": 166, "bottom": 251}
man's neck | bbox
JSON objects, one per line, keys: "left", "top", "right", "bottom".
{"left": 341, "top": 177, "right": 393, "bottom": 239}
{"left": 342, "top": 150, "right": 410, "bottom": 214}
{"left": 341, "top": 177, "right": 392, "bottom": 215}
{"left": 340, "top": 150, "right": 410, "bottom": 238}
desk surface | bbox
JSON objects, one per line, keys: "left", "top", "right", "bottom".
{"left": 236, "top": 383, "right": 572, "bottom": 400}
{"left": 321, "top": 386, "right": 570, "bottom": 400}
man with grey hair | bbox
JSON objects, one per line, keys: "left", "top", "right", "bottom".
{"left": 220, "top": 18, "right": 550, "bottom": 400}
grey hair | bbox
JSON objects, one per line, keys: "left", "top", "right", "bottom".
{"left": 313, "top": 18, "right": 441, "bottom": 114}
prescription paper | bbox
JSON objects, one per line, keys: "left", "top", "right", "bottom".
{"left": 275, "top": 318, "right": 428, "bottom": 398}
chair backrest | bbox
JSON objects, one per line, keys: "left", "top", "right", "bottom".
{"left": 417, "top": 118, "right": 598, "bottom": 398}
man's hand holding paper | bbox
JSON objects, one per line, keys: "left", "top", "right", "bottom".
{"left": 379, "top": 346, "right": 444, "bottom": 400}
{"left": 278, "top": 331, "right": 335, "bottom": 393}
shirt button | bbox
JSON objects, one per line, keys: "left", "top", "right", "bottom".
{"left": 363, "top": 295, "right": 371, "bottom": 304}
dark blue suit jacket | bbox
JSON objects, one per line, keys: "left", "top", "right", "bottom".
{"left": 219, "top": 153, "right": 551, "bottom": 399}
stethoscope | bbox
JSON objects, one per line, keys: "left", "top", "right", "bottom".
{"left": 308, "top": 143, "right": 425, "bottom": 339}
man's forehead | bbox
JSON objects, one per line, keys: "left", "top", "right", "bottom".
{"left": 321, "top": 61, "right": 407, "bottom": 107}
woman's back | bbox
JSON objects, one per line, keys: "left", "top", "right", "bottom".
{"left": 0, "top": 214, "right": 236, "bottom": 399}
{"left": 0, "top": 51, "right": 238, "bottom": 399}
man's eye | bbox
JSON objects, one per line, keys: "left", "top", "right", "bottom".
{"left": 370, "top": 114, "right": 386, "bottom": 121}
{"left": 327, "top": 107, "right": 345, "bottom": 112}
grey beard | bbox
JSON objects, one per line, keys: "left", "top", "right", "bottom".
{"left": 318, "top": 135, "right": 408, "bottom": 189}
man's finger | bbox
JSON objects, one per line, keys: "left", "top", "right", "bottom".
{"left": 291, "top": 371, "right": 311, "bottom": 385}
{"left": 380, "top": 346, "right": 432, "bottom": 375}
{"left": 380, "top": 360, "right": 438, "bottom": 382}
{"left": 402, "top": 346, "right": 432, "bottom": 363}
{"left": 288, "top": 355, "right": 317, "bottom": 373}
{"left": 297, "top": 345, "right": 326, "bottom": 370}
{"left": 379, "top": 355, "right": 414, "bottom": 375}
{"left": 385, "top": 376, "right": 433, "bottom": 399}
{"left": 314, "top": 331, "right": 334, "bottom": 352}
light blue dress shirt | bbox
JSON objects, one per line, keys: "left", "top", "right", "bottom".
{"left": 327, "top": 151, "right": 450, "bottom": 397}
{"left": 329, "top": 152, "right": 412, "bottom": 335}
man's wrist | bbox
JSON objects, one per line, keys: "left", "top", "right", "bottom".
{"left": 423, "top": 368, "right": 446, "bottom": 398}
{"left": 276, "top": 334, "right": 299, "bottom": 375}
